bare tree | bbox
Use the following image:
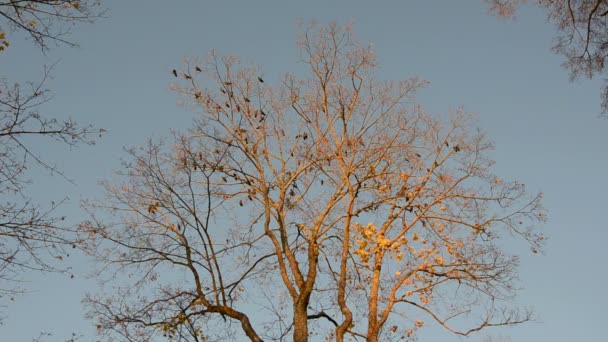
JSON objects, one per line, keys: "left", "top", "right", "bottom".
{"left": 83, "top": 23, "right": 545, "bottom": 341}
{"left": 487, "top": 0, "right": 608, "bottom": 115}
{"left": 0, "top": 0, "right": 103, "bottom": 52}
{"left": 0, "top": 0, "right": 103, "bottom": 318}
{"left": 0, "top": 66, "right": 101, "bottom": 306}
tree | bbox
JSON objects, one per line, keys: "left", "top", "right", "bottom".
{"left": 82, "top": 23, "right": 545, "bottom": 341}
{"left": 0, "top": 67, "right": 101, "bottom": 306}
{"left": 0, "top": 0, "right": 102, "bottom": 52}
{"left": 0, "top": 0, "right": 103, "bottom": 315}
{"left": 487, "top": 0, "right": 608, "bottom": 115}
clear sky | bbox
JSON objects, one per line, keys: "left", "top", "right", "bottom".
{"left": 2, "top": 0, "right": 607, "bottom": 341}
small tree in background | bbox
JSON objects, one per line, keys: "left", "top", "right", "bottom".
{"left": 0, "top": 67, "right": 100, "bottom": 310}
{"left": 0, "top": 0, "right": 103, "bottom": 318}
{"left": 0, "top": 0, "right": 102, "bottom": 52}
{"left": 83, "top": 23, "right": 545, "bottom": 341}
{"left": 487, "top": 0, "right": 608, "bottom": 115}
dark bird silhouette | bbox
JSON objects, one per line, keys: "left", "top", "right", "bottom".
{"left": 148, "top": 202, "right": 160, "bottom": 214}
{"left": 258, "top": 76, "right": 264, "bottom": 83}
{"left": 184, "top": 74, "right": 192, "bottom": 80}
{"left": 244, "top": 97, "right": 251, "bottom": 102}
{"left": 303, "top": 132, "right": 308, "bottom": 140}
{"left": 453, "top": 145, "right": 461, "bottom": 152}
{"left": 195, "top": 66, "right": 202, "bottom": 72}
{"left": 172, "top": 69, "right": 178, "bottom": 77}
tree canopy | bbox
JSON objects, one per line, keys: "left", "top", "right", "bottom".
{"left": 82, "top": 23, "right": 545, "bottom": 342}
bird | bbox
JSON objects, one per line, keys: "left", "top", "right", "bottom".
{"left": 195, "top": 66, "right": 202, "bottom": 72}
{"left": 172, "top": 69, "right": 178, "bottom": 77}
{"left": 258, "top": 76, "right": 264, "bottom": 83}
{"left": 148, "top": 202, "right": 160, "bottom": 214}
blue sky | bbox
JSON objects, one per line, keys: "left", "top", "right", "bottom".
{"left": 2, "top": 0, "right": 607, "bottom": 341}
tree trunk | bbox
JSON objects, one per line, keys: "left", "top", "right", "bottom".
{"left": 367, "top": 331, "right": 380, "bottom": 342}
{"left": 293, "top": 301, "right": 309, "bottom": 342}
